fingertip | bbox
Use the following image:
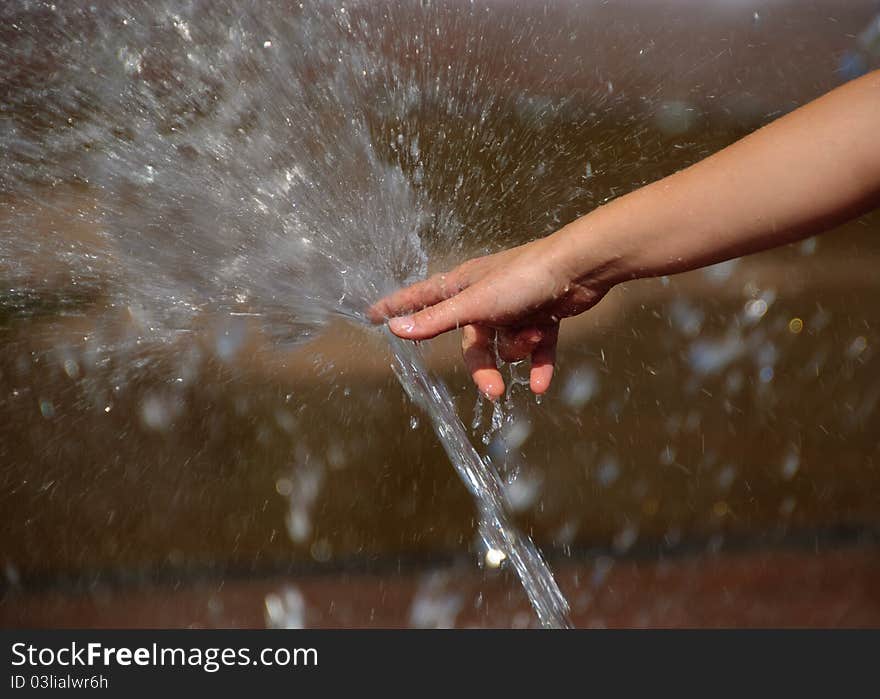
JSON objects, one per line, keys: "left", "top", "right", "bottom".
{"left": 530, "top": 364, "right": 554, "bottom": 395}
{"left": 474, "top": 369, "right": 505, "bottom": 401}
{"left": 482, "top": 385, "right": 505, "bottom": 401}
{"left": 529, "top": 323, "right": 558, "bottom": 396}
{"left": 388, "top": 315, "right": 416, "bottom": 337}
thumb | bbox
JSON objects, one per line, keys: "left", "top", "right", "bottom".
{"left": 387, "top": 291, "right": 479, "bottom": 340}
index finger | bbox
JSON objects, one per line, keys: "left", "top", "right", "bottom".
{"left": 367, "top": 271, "right": 464, "bottom": 323}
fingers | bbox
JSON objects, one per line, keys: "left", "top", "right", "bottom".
{"left": 529, "top": 324, "right": 559, "bottom": 394}
{"left": 461, "top": 324, "right": 504, "bottom": 400}
{"left": 368, "top": 269, "right": 468, "bottom": 323}
{"left": 461, "top": 324, "right": 558, "bottom": 399}
{"left": 387, "top": 287, "right": 480, "bottom": 340}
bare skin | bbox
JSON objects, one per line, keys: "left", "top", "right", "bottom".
{"left": 369, "top": 70, "right": 880, "bottom": 398}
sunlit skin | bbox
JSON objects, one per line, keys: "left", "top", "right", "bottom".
{"left": 370, "top": 70, "right": 880, "bottom": 398}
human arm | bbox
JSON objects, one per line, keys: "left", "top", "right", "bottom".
{"left": 370, "top": 71, "right": 880, "bottom": 397}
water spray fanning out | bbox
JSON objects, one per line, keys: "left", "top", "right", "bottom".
{"left": 0, "top": 0, "right": 629, "bottom": 627}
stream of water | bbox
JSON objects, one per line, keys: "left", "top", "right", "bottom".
{"left": 389, "top": 332, "right": 571, "bottom": 628}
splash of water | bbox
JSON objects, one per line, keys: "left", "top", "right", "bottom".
{"left": 1, "top": 0, "right": 584, "bottom": 626}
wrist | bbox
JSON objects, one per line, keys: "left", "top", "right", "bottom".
{"left": 547, "top": 204, "right": 643, "bottom": 291}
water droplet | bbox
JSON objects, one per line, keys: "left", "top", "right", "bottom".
{"left": 781, "top": 451, "right": 800, "bottom": 480}
{"left": 848, "top": 336, "right": 868, "bottom": 358}
{"left": 275, "top": 478, "right": 294, "bottom": 496}
{"left": 596, "top": 455, "right": 620, "bottom": 487}
{"left": 561, "top": 365, "right": 599, "bottom": 408}
{"left": 310, "top": 539, "right": 332, "bottom": 563}
{"left": 485, "top": 548, "right": 507, "bottom": 568}
{"left": 612, "top": 524, "right": 639, "bottom": 554}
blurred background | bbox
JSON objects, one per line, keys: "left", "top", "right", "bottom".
{"left": 2, "top": 0, "right": 880, "bottom": 628}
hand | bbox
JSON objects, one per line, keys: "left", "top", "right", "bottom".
{"left": 376, "top": 71, "right": 880, "bottom": 400}
{"left": 369, "top": 233, "right": 613, "bottom": 398}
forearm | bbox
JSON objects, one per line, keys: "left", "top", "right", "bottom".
{"left": 554, "top": 70, "right": 880, "bottom": 286}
